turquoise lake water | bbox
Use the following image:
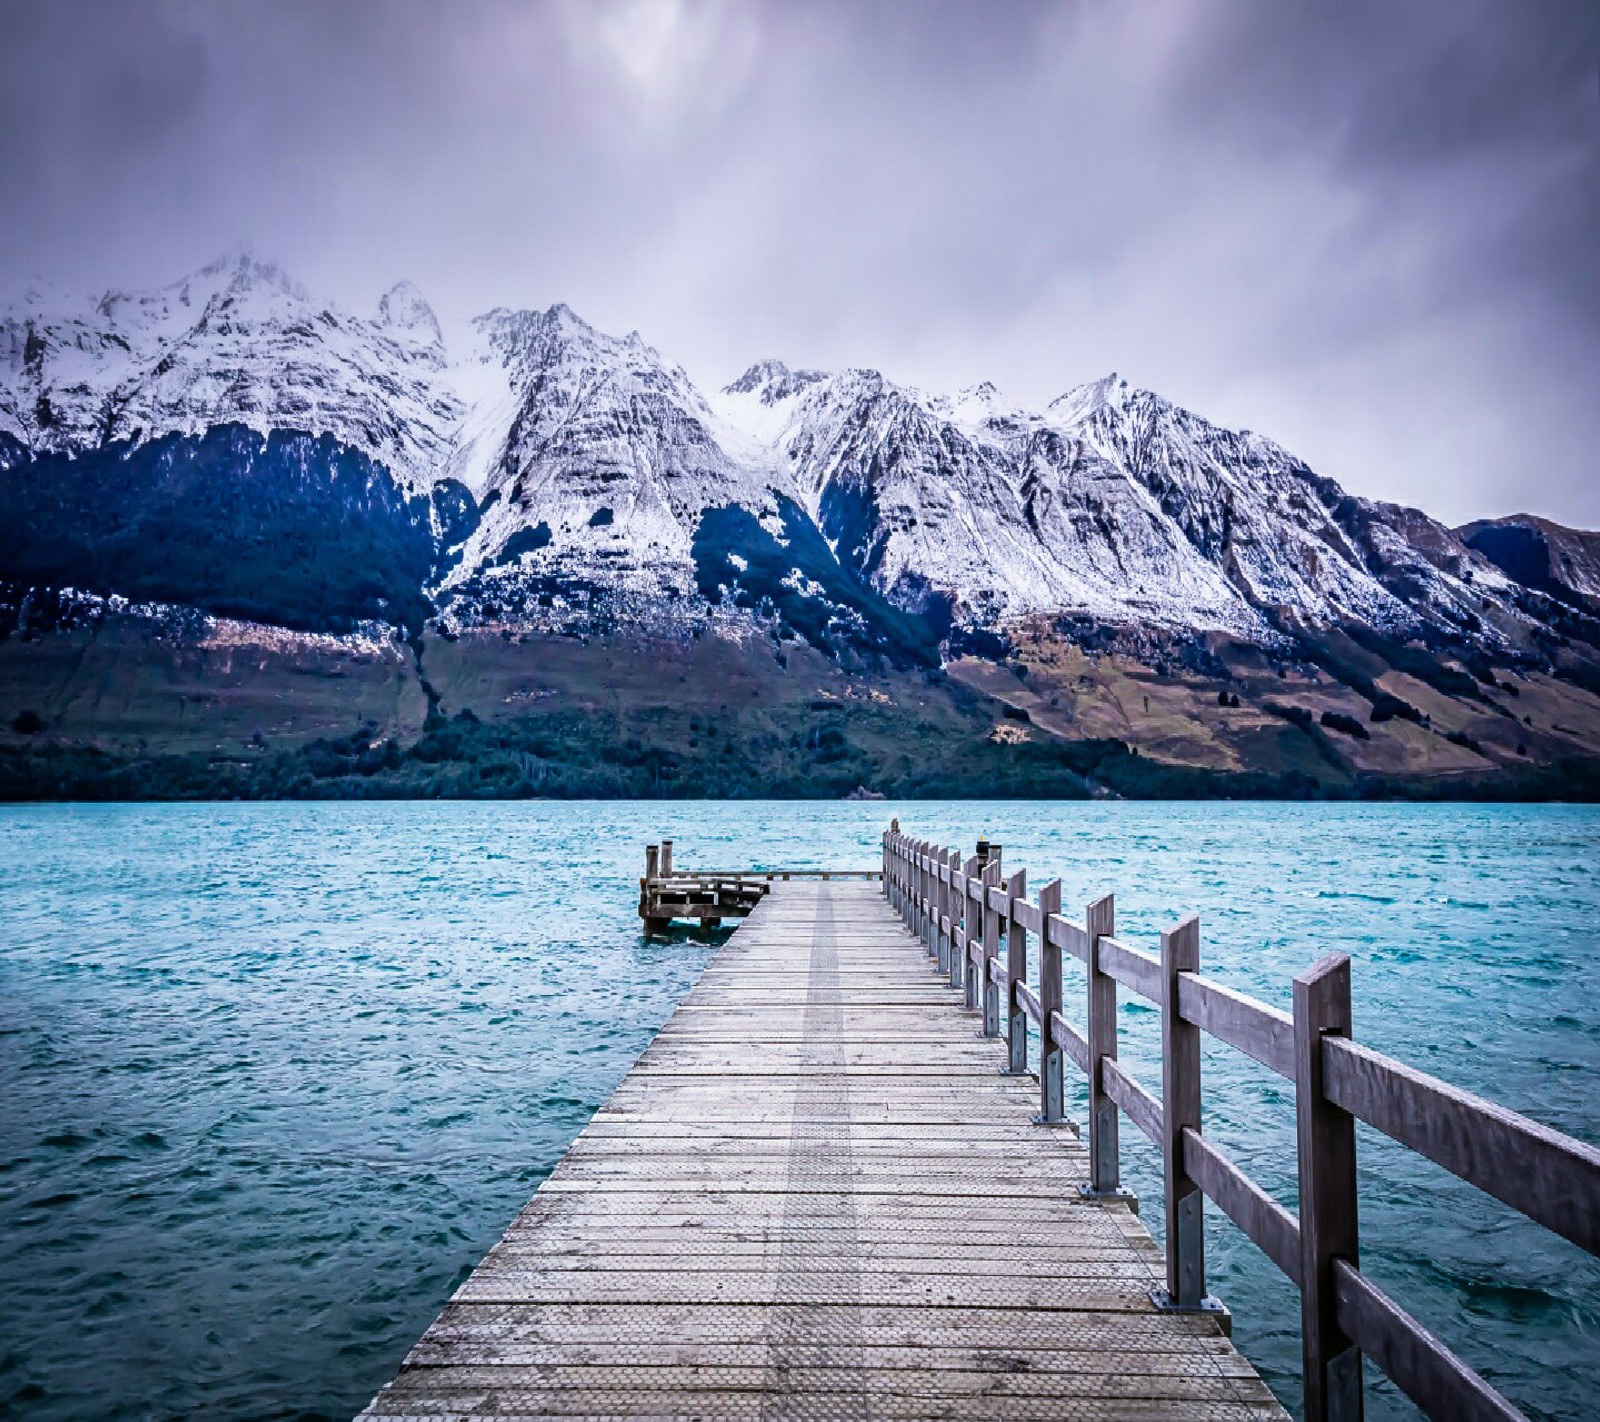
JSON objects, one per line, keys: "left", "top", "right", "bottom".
{"left": 0, "top": 801, "right": 1595, "bottom": 1421}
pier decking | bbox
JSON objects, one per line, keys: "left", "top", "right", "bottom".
{"left": 364, "top": 829, "right": 1600, "bottom": 1422}
{"left": 363, "top": 876, "right": 1283, "bottom": 1420}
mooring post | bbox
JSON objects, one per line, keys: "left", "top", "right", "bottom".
{"left": 645, "top": 843, "right": 659, "bottom": 880}
{"left": 641, "top": 844, "right": 660, "bottom": 923}
{"left": 1035, "top": 879, "right": 1064, "bottom": 1123}
{"left": 1155, "top": 914, "right": 1222, "bottom": 1316}
{"left": 1082, "top": 893, "right": 1130, "bottom": 1201}
{"left": 981, "top": 859, "right": 1003, "bottom": 1037}
{"left": 1294, "top": 953, "right": 1363, "bottom": 1422}
{"left": 1005, "top": 869, "right": 1028, "bottom": 1074}
{"left": 661, "top": 839, "right": 673, "bottom": 877}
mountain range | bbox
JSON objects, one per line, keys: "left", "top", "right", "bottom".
{"left": 2, "top": 252, "right": 1597, "bottom": 800}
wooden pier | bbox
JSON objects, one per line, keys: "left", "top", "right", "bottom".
{"left": 363, "top": 826, "right": 1600, "bottom": 1422}
{"left": 637, "top": 836, "right": 878, "bottom": 932}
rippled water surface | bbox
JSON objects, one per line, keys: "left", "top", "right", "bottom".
{"left": 0, "top": 802, "right": 1595, "bottom": 1421}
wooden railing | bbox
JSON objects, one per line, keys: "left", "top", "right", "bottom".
{"left": 881, "top": 825, "right": 1600, "bottom": 1422}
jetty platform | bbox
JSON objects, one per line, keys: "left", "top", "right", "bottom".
{"left": 362, "top": 827, "right": 1600, "bottom": 1422}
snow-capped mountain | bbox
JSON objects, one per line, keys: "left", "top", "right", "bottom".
{"left": 709, "top": 359, "right": 1526, "bottom": 648}
{"left": 0, "top": 254, "right": 1577, "bottom": 663}
{"left": 0, "top": 251, "right": 462, "bottom": 491}
{"left": 439, "top": 303, "right": 784, "bottom": 626}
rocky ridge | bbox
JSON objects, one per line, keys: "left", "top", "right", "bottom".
{"left": 0, "top": 255, "right": 1589, "bottom": 672}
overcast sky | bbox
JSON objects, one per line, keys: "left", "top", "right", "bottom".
{"left": 1, "top": 0, "right": 1595, "bottom": 527}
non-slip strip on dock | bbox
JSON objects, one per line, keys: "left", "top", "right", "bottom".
{"left": 361, "top": 878, "right": 1288, "bottom": 1420}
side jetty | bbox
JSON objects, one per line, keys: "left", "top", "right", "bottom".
{"left": 362, "top": 823, "right": 1599, "bottom": 1422}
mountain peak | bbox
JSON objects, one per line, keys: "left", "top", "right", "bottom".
{"left": 193, "top": 248, "right": 307, "bottom": 304}
{"left": 542, "top": 301, "right": 594, "bottom": 333}
{"left": 725, "top": 358, "right": 828, "bottom": 404}
{"left": 378, "top": 280, "right": 443, "bottom": 348}
{"left": 1047, "top": 371, "right": 1135, "bottom": 426}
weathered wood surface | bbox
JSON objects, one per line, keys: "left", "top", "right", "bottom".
{"left": 362, "top": 879, "right": 1287, "bottom": 1421}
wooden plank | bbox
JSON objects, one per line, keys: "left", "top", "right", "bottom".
{"left": 1015, "top": 979, "right": 1043, "bottom": 1026}
{"left": 1332, "top": 1261, "right": 1529, "bottom": 1422}
{"left": 1102, "top": 1056, "right": 1162, "bottom": 1147}
{"left": 1047, "top": 912, "right": 1090, "bottom": 963}
{"left": 1322, "top": 1036, "right": 1600, "bottom": 1257}
{"left": 1050, "top": 1008, "right": 1092, "bottom": 1076}
{"left": 1099, "top": 934, "right": 1163, "bottom": 1004}
{"left": 363, "top": 876, "right": 1287, "bottom": 1421}
{"left": 1178, "top": 972, "right": 1295, "bottom": 1080}
{"left": 1182, "top": 1128, "right": 1301, "bottom": 1286}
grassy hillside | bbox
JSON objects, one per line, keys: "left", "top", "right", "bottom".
{"left": 2, "top": 615, "right": 1598, "bottom": 801}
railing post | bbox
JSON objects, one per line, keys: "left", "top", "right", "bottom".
{"left": 958, "top": 855, "right": 978, "bottom": 998}
{"left": 1154, "top": 914, "right": 1222, "bottom": 1317}
{"left": 901, "top": 836, "right": 912, "bottom": 924}
{"left": 917, "top": 840, "right": 930, "bottom": 945}
{"left": 909, "top": 839, "right": 920, "bottom": 933}
{"left": 1294, "top": 953, "right": 1363, "bottom": 1422}
{"left": 936, "top": 849, "right": 954, "bottom": 974}
{"left": 981, "top": 860, "right": 1002, "bottom": 1037}
{"left": 907, "top": 838, "right": 917, "bottom": 931}
{"left": 1005, "top": 869, "right": 1028, "bottom": 1074}
{"left": 1034, "top": 879, "right": 1064, "bottom": 1124}
{"left": 897, "top": 834, "right": 907, "bottom": 917}
{"left": 947, "top": 857, "right": 972, "bottom": 985}
{"left": 904, "top": 838, "right": 914, "bottom": 925}
{"left": 1082, "top": 893, "right": 1131, "bottom": 1202}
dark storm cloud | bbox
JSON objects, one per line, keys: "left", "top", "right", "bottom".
{"left": 0, "top": 0, "right": 1595, "bottom": 527}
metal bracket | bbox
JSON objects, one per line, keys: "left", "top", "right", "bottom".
{"left": 1077, "top": 1184, "right": 1139, "bottom": 1213}
{"left": 1149, "top": 1288, "right": 1231, "bottom": 1334}
{"left": 1030, "top": 1114, "right": 1079, "bottom": 1133}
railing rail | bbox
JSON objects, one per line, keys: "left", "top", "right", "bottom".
{"left": 881, "top": 823, "right": 1600, "bottom": 1422}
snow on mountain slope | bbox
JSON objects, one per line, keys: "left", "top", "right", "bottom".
{"left": 440, "top": 304, "right": 792, "bottom": 626}
{"left": 711, "top": 360, "right": 1534, "bottom": 649}
{"left": 0, "top": 252, "right": 462, "bottom": 492}
{"left": 1047, "top": 377, "right": 1519, "bottom": 635}
{"left": 0, "top": 254, "right": 1560, "bottom": 657}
